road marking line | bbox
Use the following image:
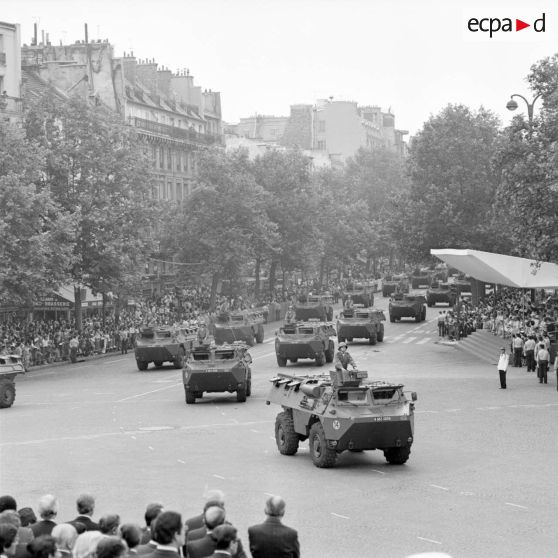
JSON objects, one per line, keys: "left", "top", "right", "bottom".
{"left": 131, "top": 436, "right": 137, "bottom": 440}
{"left": 371, "top": 469, "right": 386, "bottom": 475}
{"left": 445, "top": 409, "right": 461, "bottom": 413}
{"left": 177, "top": 459, "right": 185, "bottom": 464}
{"left": 402, "top": 337, "right": 417, "bottom": 344}
{"left": 264, "top": 492, "right": 274, "bottom": 497}
{"left": 269, "top": 437, "right": 275, "bottom": 441}
{"left": 148, "top": 446, "right": 154, "bottom": 451}
{"left": 430, "top": 484, "right": 449, "bottom": 491}
{"left": 416, "top": 338, "right": 430, "bottom": 344}
{"left": 417, "top": 537, "right": 442, "bottom": 545}
{"left": 250, "top": 429, "right": 259, "bottom": 433}
{"left": 115, "top": 383, "right": 182, "bottom": 402}
{"left": 213, "top": 474, "right": 225, "bottom": 479}
{"left": 331, "top": 513, "right": 350, "bottom": 520}
{"left": 253, "top": 352, "right": 276, "bottom": 361}
{"left": 505, "top": 502, "right": 528, "bottom": 509}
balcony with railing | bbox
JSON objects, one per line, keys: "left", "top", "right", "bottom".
{"left": 131, "top": 117, "right": 223, "bottom": 146}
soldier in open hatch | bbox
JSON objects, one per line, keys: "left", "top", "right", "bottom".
{"left": 333, "top": 342, "right": 357, "bottom": 371}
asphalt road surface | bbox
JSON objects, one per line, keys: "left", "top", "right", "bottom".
{"left": 1, "top": 293, "right": 557, "bottom": 557}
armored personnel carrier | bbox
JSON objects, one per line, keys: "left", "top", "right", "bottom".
{"left": 410, "top": 269, "right": 432, "bottom": 290}
{"left": 342, "top": 283, "right": 374, "bottom": 308}
{"left": 275, "top": 321, "right": 336, "bottom": 367}
{"left": 337, "top": 306, "right": 385, "bottom": 345}
{"left": 382, "top": 274, "right": 410, "bottom": 297}
{"left": 426, "top": 282, "right": 456, "bottom": 307}
{"left": 267, "top": 369, "right": 417, "bottom": 468}
{"left": 213, "top": 310, "right": 265, "bottom": 346}
{"left": 135, "top": 325, "right": 198, "bottom": 371}
{"left": 389, "top": 294, "right": 427, "bottom": 323}
{"left": 295, "top": 295, "right": 334, "bottom": 322}
{"left": 0, "top": 354, "right": 25, "bottom": 408}
{"left": 182, "top": 341, "right": 252, "bottom": 404}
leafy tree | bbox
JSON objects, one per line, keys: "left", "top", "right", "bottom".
{"left": 405, "top": 104, "right": 501, "bottom": 260}
{"left": 0, "top": 122, "right": 75, "bottom": 307}
{"left": 25, "top": 94, "right": 157, "bottom": 328}
{"left": 493, "top": 54, "right": 558, "bottom": 261}
{"left": 163, "top": 148, "right": 277, "bottom": 310}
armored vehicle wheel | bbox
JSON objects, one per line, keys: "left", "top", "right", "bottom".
{"left": 315, "top": 352, "right": 326, "bottom": 366}
{"left": 382, "top": 289, "right": 388, "bottom": 297}
{"left": 309, "top": 423, "right": 337, "bottom": 468}
{"left": 427, "top": 300, "right": 433, "bottom": 307}
{"left": 136, "top": 360, "right": 148, "bottom": 371}
{"left": 276, "top": 355, "right": 287, "bottom": 367}
{"left": 325, "top": 341, "right": 334, "bottom": 362}
{"left": 327, "top": 309, "right": 333, "bottom": 321}
{"left": 173, "top": 347, "right": 185, "bottom": 369}
{"left": 246, "top": 335, "right": 255, "bottom": 347}
{"left": 290, "top": 358, "right": 298, "bottom": 363}
{"left": 154, "top": 361, "right": 163, "bottom": 367}
{"left": 346, "top": 337, "right": 353, "bottom": 343}
{"left": 368, "top": 334, "right": 377, "bottom": 345}
{"left": 246, "top": 375, "right": 252, "bottom": 397}
{"left": 0, "top": 380, "right": 16, "bottom": 408}
{"left": 275, "top": 411, "right": 299, "bottom": 455}
{"left": 185, "top": 389, "right": 196, "bottom": 404}
{"left": 237, "top": 386, "right": 247, "bottom": 402}
{"left": 377, "top": 324, "right": 385, "bottom": 342}
{"left": 389, "top": 315, "right": 395, "bottom": 323}
{"left": 255, "top": 326, "right": 264, "bottom": 344}
{"left": 337, "top": 336, "right": 345, "bottom": 344}
{"left": 384, "top": 446, "right": 411, "bottom": 465}
{"left": 421, "top": 308, "right": 426, "bottom": 321}
{"left": 415, "top": 313, "right": 421, "bottom": 323}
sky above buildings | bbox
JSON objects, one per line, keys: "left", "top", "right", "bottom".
{"left": 3, "top": 0, "right": 557, "bottom": 136}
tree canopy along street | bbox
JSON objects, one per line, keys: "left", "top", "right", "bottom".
{"left": 2, "top": 296, "right": 557, "bottom": 557}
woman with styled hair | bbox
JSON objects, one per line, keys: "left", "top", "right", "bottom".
{"left": 72, "top": 531, "right": 106, "bottom": 558}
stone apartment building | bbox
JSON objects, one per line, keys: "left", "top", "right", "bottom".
{"left": 0, "top": 21, "right": 23, "bottom": 123}
{"left": 231, "top": 98, "right": 407, "bottom": 165}
{"left": 19, "top": 27, "right": 224, "bottom": 293}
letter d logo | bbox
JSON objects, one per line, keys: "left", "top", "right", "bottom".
{"left": 534, "top": 13, "right": 546, "bottom": 32}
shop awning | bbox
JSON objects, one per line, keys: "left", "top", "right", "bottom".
{"left": 430, "top": 249, "right": 558, "bottom": 289}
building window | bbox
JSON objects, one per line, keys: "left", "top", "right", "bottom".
{"left": 177, "top": 181, "right": 183, "bottom": 201}
{"left": 318, "top": 120, "right": 325, "bottom": 132}
{"left": 159, "top": 146, "right": 164, "bottom": 169}
{"left": 152, "top": 146, "right": 157, "bottom": 168}
{"left": 167, "top": 148, "right": 172, "bottom": 170}
{"left": 176, "top": 152, "right": 181, "bottom": 171}
{"left": 317, "top": 140, "right": 326, "bottom": 150}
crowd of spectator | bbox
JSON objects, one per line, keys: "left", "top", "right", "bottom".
{"left": 0, "top": 491, "right": 300, "bottom": 558}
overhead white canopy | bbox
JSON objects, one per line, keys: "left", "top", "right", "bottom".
{"left": 430, "top": 249, "right": 558, "bottom": 289}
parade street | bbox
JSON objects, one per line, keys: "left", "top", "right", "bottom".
{"left": 1, "top": 297, "right": 557, "bottom": 558}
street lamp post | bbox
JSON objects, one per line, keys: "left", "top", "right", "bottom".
{"left": 506, "top": 93, "right": 542, "bottom": 125}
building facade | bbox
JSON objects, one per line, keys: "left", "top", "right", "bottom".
{"left": 0, "top": 21, "right": 23, "bottom": 123}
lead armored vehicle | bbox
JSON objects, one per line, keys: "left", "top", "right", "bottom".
{"left": 267, "top": 369, "right": 417, "bottom": 468}
{"left": 182, "top": 341, "right": 252, "bottom": 404}
{"left": 337, "top": 306, "right": 385, "bottom": 345}
{"left": 135, "top": 325, "right": 197, "bottom": 371}
{"left": 213, "top": 310, "right": 265, "bottom": 346}
{"left": 295, "top": 295, "right": 334, "bottom": 322}
{"left": 389, "top": 294, "right": 427, "bottom": 323}
{"left": 275, "top": 321, "right": 336, "bottom": 367}
{"left": 426, "top": 282, "right": 456, "bottom": 307}
{"left": 0, "top": 354, "right": 25, "bottom": 408}
{"left": 382, "top": 274, "right": 410, "bottom": 297}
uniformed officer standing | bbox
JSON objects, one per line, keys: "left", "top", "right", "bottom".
{"left": 333, "top": 342, "right": 357, "bottom": 371}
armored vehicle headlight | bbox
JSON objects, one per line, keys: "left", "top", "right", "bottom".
{"left": 408, "top": 436, "right": 413, "bottom": 444}
{"left": 411, "top": 392, "right": 417, "bottom": 401}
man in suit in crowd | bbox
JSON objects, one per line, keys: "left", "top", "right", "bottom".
{"left": 185, "top": 507, "right": 245, "bottom": 558}
{"left": 119, "top": 524, "right": 142, "bottom": 558}
{"left": 142, "top": 511, "right": 183, "bottom": 558}
{"left": 208, "top": 525, "right": 239, "bottom": 558}
{"left": 248, "top": 495, "right": 300, "bottom": 558}
{"left": 31, "top": 495, "right": 58, "bottom": 537}
{"left": 68, "top": 494, "right": 100, "bottom": 533}
{"left": 184, "top": 491, "right": 225, "bottom": 534}
{"left": 139, "top": 503, "right": 164, "bottom": 546}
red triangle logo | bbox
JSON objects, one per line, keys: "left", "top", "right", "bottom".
{"left": 516, "top": 19, "right": 530, "bottom": 31}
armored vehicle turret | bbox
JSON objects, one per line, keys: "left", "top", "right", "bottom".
{"left": 213, "top": 310, "right": 265, "bottom": 346}
{"left": 0, "top": 354, "right": 25, "bottom": 408}
{"left": 267, "top": 370, "right": 417, "bottom": 468}
{"left": 337, "top": 306, "right": 385, "bottom": 345}
{"left": 182, "top": 341, "right": 252, "bottom": 404}
{"left": 275, "top": 321, "right": 336, "bottom": 367}
{"left": 135, "top": 325, "right": 198, "bottom": 371}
